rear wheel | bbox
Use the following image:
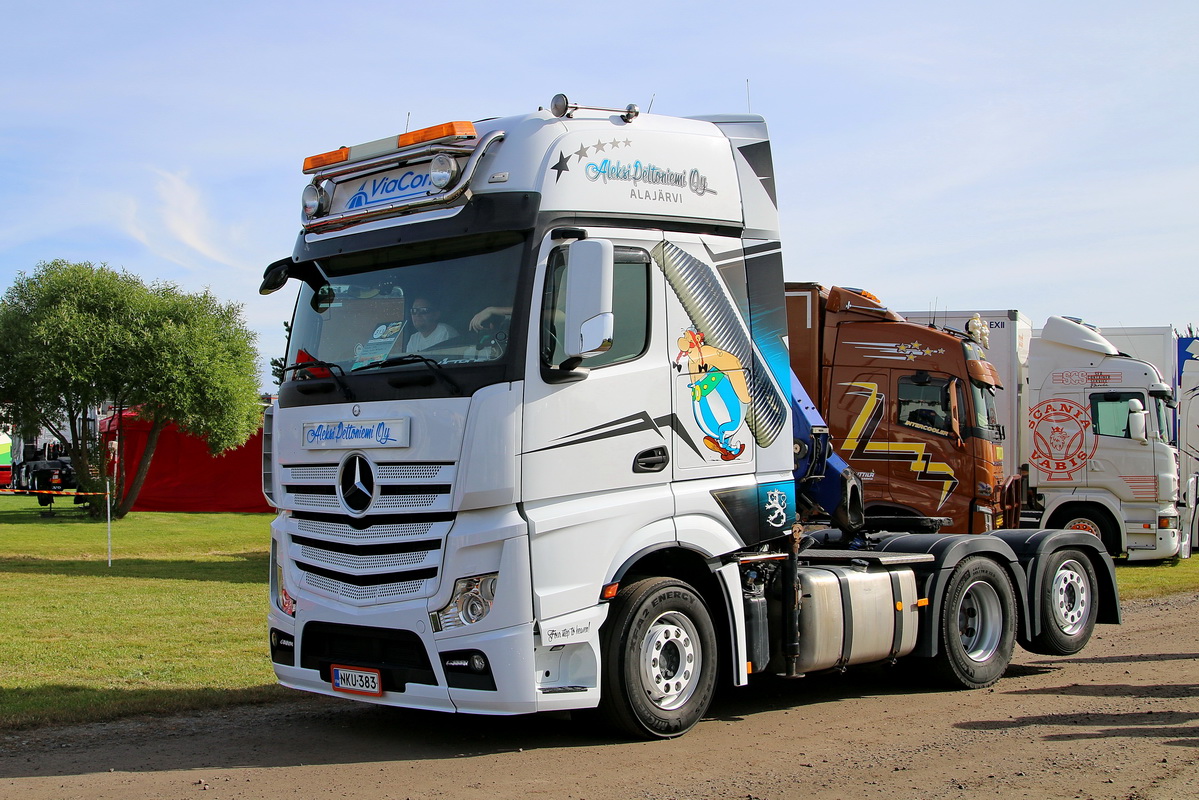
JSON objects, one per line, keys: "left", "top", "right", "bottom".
{"left": 598, "top": 577, "right": 717, "bottom": 739}
{"left": 1030, "top": 549, "right": 1097, "bottom": 655}
{"left": 932, "top": 556, "right": 1016, "bottom": 689}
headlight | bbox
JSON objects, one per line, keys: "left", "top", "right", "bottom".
{"left": 428, "top": 153, "right": 459, "bottom": 189}
{"left": 271, "top": 540, "right": 295, "bottom": 617}
{"left": 431, "top": 573, "right": 498, "bottom": 632}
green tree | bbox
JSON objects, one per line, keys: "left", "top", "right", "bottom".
{"left": 0, "top": 260, "right": 262, "bottom": 518}
{"left": 269, "top": 320, "right": 291, "bottom": 386}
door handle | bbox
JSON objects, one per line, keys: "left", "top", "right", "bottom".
{"left": 633, "top": 447, "right": 669, "bottom": 473}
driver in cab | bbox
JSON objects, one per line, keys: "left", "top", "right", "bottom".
{"left": 405, "top": 296, "right": 459, "bottom": 352}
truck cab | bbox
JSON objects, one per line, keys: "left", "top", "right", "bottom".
{"left": 1027, "top": 316, "right": 1181, "bottom": 559}
{"left": 785, "top": 284, "right": 1015, "bottom": 533}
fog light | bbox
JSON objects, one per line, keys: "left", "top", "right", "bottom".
{"left": 429, "top": 153, "right": 458, "bottom": 189}
{"left": 1159, "top": 515, "right": 1178, "bottom": 530}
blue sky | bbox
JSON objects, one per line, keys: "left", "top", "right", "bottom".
{"left": 3, "top": 1, "right": 1196, "bottom": 386}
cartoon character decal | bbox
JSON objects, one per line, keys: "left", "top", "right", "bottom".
{"left": 674, "top": 326, "right": 750, "bottom": 461}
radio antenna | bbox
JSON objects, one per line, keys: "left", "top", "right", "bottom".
{"left": 404, "top": 112, "right": 411, "bottom": 134}
{"left": 647, "top": 93, "right": 656, "bottom": 113}
{"left": 746, "top": 79, "right": 752, "bottom": 113}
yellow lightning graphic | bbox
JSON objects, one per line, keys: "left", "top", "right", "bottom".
{"left": 840, "top": 381, "right": 959, "bottom": 510}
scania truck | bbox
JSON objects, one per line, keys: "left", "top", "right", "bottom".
{"left": 785, "top": 283, "right": 1018, "bottom": 535}
{"left": 904, "top": 310, "right": 1182, "bottom": 561}
{"left": 260, "top": 95, "right": 1118, "bottom": 739}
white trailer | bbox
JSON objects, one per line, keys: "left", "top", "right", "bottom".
{"left": 904, "top": 310, "right": 1182, "bottom": 561}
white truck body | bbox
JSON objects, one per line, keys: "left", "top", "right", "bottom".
{"left": 903, "top": 310, "right": 1182, "bottom": 561}
{"left": 259, "top": 98, "right": 1119, "bottom": 738}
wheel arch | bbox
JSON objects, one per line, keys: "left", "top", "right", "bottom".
{"left": 1043, "top": 498, "right": 1124, "bottom": 555}
{"left": 988, "top": 528, "right": 1121, "bottom": 649}
{"left": 874, "top": 533, "right": 1029, "bottom": 658}
{"left": 608, "top": 544, "right": 735, "bottom": 686}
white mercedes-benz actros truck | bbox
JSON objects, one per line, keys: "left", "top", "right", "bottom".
{"left": 260, "top": 95, "right": 1118, "bottom": 739}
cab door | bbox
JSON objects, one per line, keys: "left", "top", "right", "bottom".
{"left": 1084, "top": 389, "right": 1157, "bottom": 507}
{"left": 521, "top": 228, "right": 674, "bottom": 622}
{"left": 891, "top": 370, "right": 968, "bottom": 528}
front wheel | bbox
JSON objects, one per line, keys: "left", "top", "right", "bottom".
{"left": 598, "top": 577, "right": 717, "bottom": 739}
{"left": 1029, "top": 549, "right": 1098, "bottom": 656}
{"left": 931, "top": 556, "right": 1017, "bottom": 689}
{"left": 1050, "top": 508, "right": 1120, "bottom": 556}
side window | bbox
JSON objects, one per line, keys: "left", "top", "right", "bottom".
{"left": 1091, "top": 391, "right": 1140, "bottom": 438}
{"left": 541, "top": 246, "right": 651, "bottom": 369}
{"left": 897, "top": 373, "right": 952, "bottom": 435}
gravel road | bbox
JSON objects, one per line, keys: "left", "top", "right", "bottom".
{"left": 2, "top": 594, "right": 1196, "bottom": 800}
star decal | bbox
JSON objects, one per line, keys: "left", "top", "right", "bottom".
{"left": 574, "top": 144, "right": 590, "bottom": 162}
{"left": 551, "top": 151, "right": 571, "bottom": 182}
{"left": 593, "top": 139, "right": 607, "bottom": 153}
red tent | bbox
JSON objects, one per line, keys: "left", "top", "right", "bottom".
{"left": 100, "top": 411, "right": 271, "bottom": 513}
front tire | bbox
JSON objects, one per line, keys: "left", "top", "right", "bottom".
{"left": 1050, "top": 507, "right": 1120, "bottom": 556}
{"left": 598, "top": 577, "right": 717, "bottom": 739}
{"left": 1029, "top": 549, "right": 1097, "bottom": 656}
{"left": 932, "top": 556, "right": 1017, "bottom": 689}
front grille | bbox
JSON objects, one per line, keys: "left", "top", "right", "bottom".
{"left": 294, "top": 510, "right": 450, "bottom": 542}
{"left": 377, "top": 465, "right": 449, "bottom": 480}
{"left": 289, "top": 465, "right": 338, "bottom": 482}
{"left": 293, "top": 533, "right": 440, "bottom": 573}
{"left": 280, "top": 460, "right": 455, "bottom": 605}
{"left": 301, "top": 621, "right": 436, "bottom": 690}
{"left": 303, "top": 571, "right": 427, "bottom": 602}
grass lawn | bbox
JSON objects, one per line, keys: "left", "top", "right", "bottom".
{"left": 1111, "top": 547, "right": 1199, "bottom": 599}
{"left": 1, "top": 491, "right": 1196, "bottom": 731}
{"left": 0, "top": 494, "right": 286, "bottom": 730}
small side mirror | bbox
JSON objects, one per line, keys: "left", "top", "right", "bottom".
{"left": 1127, "top": 397, "right": 1148, "bottom": 444}
{"left": 260, "top": 259, "right": 291, "bottom": 295}
{"left": 563, "top": 239, "right": 614, "bottom": 359}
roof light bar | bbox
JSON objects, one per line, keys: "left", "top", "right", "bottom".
{"left": 303, "top": 147, "right": 350, "bottom": 172}
{"left": 302, "top": 121, "right": 478, "bottom": 174}
{"left": 397, "top": 121, "right": 476, "bottom": 149}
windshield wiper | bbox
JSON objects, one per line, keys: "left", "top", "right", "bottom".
{"left": 352, "top": 354, "right": 461, "bottom": 395}
{"left": 281, "top": 360, "right": 355, "bottom": 402}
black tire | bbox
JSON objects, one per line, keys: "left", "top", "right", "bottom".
{"left": 1049, "top": 507, "right": 1120, "bottom": 556}
{"left": 598, "top": 577, "right": 717, "bottom": 739}
{"left": 1029, "top": 549, "right": 1098, "bottom": 656}
{"left": 931, "top": 556, "right": 1017, "bottom": 689}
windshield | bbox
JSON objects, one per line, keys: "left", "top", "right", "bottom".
{"left": 1151, "top": 396, "right": 1172, "bottom": 443}
{"left": 286, "top": 232, "right": 524, "bottom": 374}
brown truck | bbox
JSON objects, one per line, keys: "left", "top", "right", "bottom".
{"left": 785, "top": 283, "right": 1020, "bottom": 533}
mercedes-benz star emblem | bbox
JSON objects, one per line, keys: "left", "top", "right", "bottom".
{"left": 339, "top": 454, "right": 375, "bottom": 513}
